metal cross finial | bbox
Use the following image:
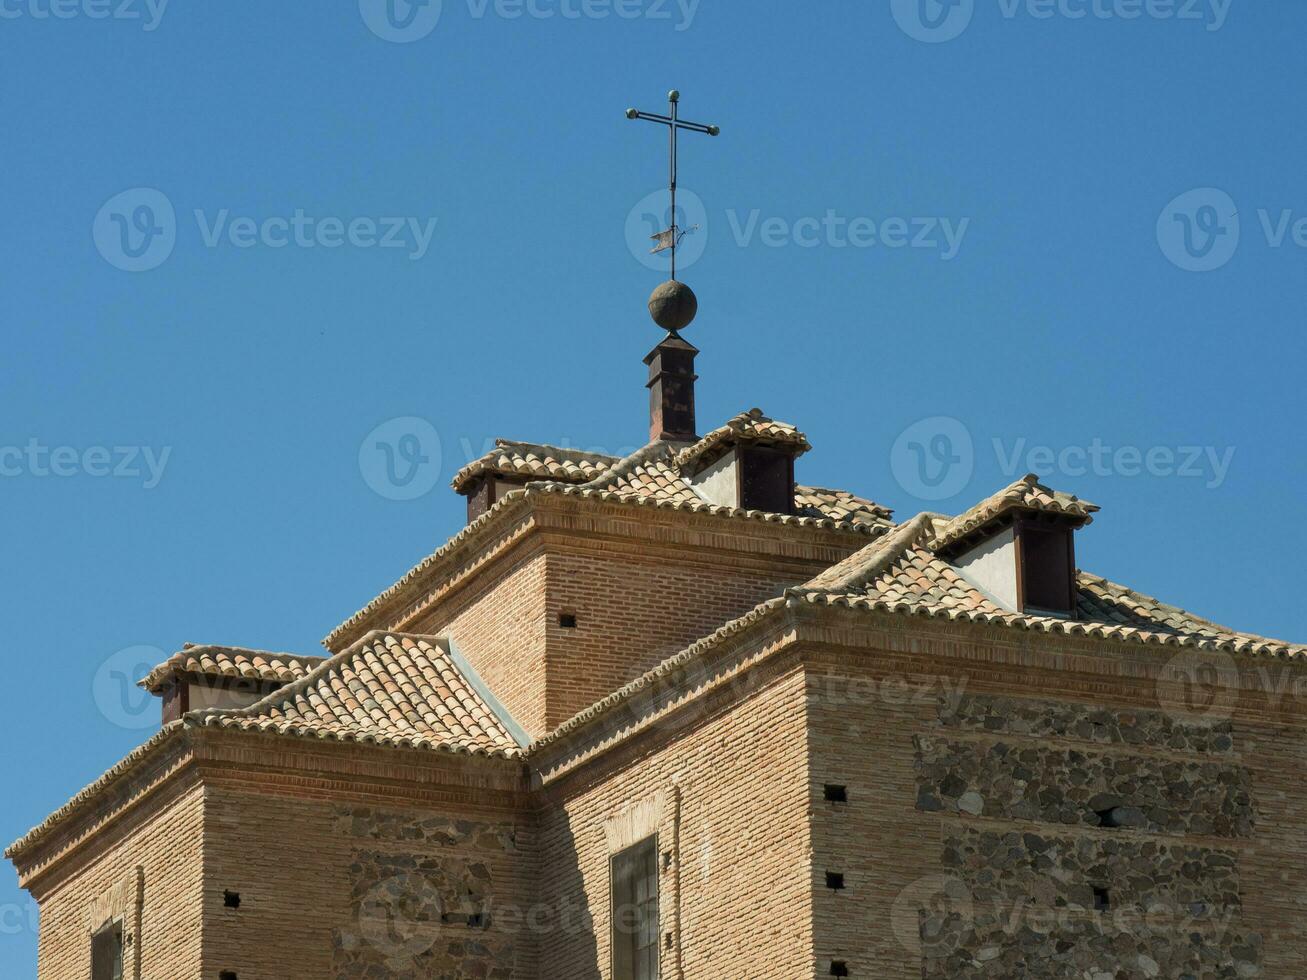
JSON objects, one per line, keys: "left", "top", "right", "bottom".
{"left": 626, "top": 90, "right": 720, "bottom": 281}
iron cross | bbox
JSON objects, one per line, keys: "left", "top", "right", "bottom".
{"left": 626, "top": 90, "right": 720, "bottom": 281}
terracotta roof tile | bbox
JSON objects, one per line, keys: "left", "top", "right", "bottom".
{"left": 795, "top": 486, "right": 894, "bottom": 529}
{"left": 673, "top": 408, "right": 811, "bottom": 473}
{"left": 934, "top": 473, "right": 1100, "bottom": 553}
{"left": 189, "top": 633, "right": 524, "bottom": 758}
{"left": 140, "top": 644, "right": 325, "bottom": 694}
{"left": 799, "top": 519, "right": 1305, "bottom": 659}
{"left": 451, "top": 440, "right": 618, "bottom": 493}
{"left": 327, "top": 424, "right": 894, "bottom": 649}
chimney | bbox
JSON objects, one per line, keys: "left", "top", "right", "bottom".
{"left": 644, "top": 279, "right": 700, "bottom": 442}
{"left": 644, "top": 334, "right": 699, "bottom": 442}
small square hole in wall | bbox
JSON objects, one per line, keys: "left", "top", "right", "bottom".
{"left": 219, "top": 972, "right": 238, "bottom": 980}
{"left": 558, "top": 612, "right": 578, "bottom": 629}
{"left": 223, "top": 891, "right": 241, "bottom": 909}
{"left": 1092, "top": 886, "right": 1111, "bottom": 912}
{"left": 825, "top": 872, "right": 845, "bottom": 891}
{"left": 830, "top": 962, "right": 850, "bottom": 977}
{"left": 823, "top": 784, "right": 848, "bottom": 803}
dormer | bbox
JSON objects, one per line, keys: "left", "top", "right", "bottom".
{"left": 676, "top": 409, "right": 812, "bottom": 515}
{"left": 138, "top": 644, "right": 324, "bottom": 724}
{"left": 933, "top": 474, "right": 1100, "bottom": 617}
{"left": 452, "top": 441, "right": 619, "bottom": 523}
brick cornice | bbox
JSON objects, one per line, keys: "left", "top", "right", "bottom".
{"left": 190, "top": 728, "right": 532, "bottom": 812}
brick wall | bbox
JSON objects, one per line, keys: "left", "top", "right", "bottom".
{"left": 536, "top": 667, "right": 815, "bottom": 979}
{"left": 392, "top": 500, "right": 863, "bottom": 739}
{"left": 413, "top": 544, "right": 551, "bottom": 736}
{"left": 542, "top": 547, "right": 803, "bottom": 731}
{"left": 201, "top": 767, "right": 538, "bottom": 979}
{"left": 28, "top": 778, "right": 205, "bottom": 980}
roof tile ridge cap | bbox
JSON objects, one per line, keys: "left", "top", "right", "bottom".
{"left": 491, "top": 437, "right": 620, "bottom": 463}
{"left": 5, "top": 720, "right": 188, "bottom": 860}
{"left": 571, "top": 440, "right": 680, "bottom": 490}
{"left": 528, "top": 595, "right": 791, "bottom": 755}
{"left": 1076, "top": 569, "right": 1295, "bottom": 646}
{"left": 799, "top": 513, "right": 939, "bottom": 595}
{"left": 173, "top": 641, "right": 321, "bottom": 660}
{"left": 186, "top": 629, "right": 390, "bottom": 728}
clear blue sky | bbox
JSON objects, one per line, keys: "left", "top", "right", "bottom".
{"left": 2, "top": 1, "right": 1304, "bottom": 969}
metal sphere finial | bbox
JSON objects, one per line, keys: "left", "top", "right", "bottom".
{"left": 648, "top": 279, "right": 697, "bottom": 333}
{"left": 625, "top": 108, "right": 639, "bottom": 119}
{"left": 668, "top": 89, "right": 680, "bottom": 103}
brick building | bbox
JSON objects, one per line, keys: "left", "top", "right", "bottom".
{"left": 8, "top": 306, "right": 1307, "bottom": 979}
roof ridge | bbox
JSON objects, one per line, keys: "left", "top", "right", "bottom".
{"left": 188, "top": 630, "right": 524, "bottom": 757}
{"left": 799, "top": 513, "right": 939, "bottom": 593}
{"left": 491, "top": 438, "right": 620, "bottom": 462}
{"left": 1077, "top": 570, "right": 1262, "bottom": 641}
{"left": 185, "top": 628, "right": 388, "bottom": 728}
{"left": 571, "top": 440, "right": 684, "bottom": 490}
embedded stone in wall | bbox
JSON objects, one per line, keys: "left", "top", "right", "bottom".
{"left": 939, "top": 692, "right": 1236, "bottom": 755}
{"left": 332, "top": 850, "right": 513, "bottom": 980}
{"left": 920, "top": 911, "right": 1263, "bottom": 979}
{"left": 915, "top": 736, "right": 1255, "bottom": 837}
{"left": 332, "top": 804, "right": 519, "bottom": 852}
{"left": 329, "top": 806, "right": 518, "bottom": 980}
{"left": 943, "top": 828, "right": 1240, "bottom": 919}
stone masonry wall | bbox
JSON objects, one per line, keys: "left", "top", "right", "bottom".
{"left": 803, "top": 649, "right": 1274, "bottom": 979}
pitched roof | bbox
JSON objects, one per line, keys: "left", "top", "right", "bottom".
{"left": 797, "top": 517, "right": 1306, "bottom": 659}
{"left": 140, "top": 644, "right": 325, "bottom": 694}
{"left": 934, "top": 473, "right": 1099, "bottom": 553}
{"left": 451, "top": 440, "right": 619, "bottom": 493}
{"left": 325, "top": 432, "right": 891, "bottom": 649}
{"left": 674, "top": 408, "right": 811, "bottom": 473}
{"left": 188, "top": 632, "right": 525, "bottom": 758}
{"left": 795, "top": 486, "right": 894, "bottom": 528}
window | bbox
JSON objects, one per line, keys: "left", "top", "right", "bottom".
{"left": 91, "top": 922, "right": 124, "bottom": 980}
{"left": 612, "top": 837, "right": 659, "bottom": 980}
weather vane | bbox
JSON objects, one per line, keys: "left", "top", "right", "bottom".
{"left": 626, "top": 90, "right": 720, "bottom": 283}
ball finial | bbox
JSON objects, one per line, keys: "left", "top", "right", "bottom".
{"left": 668, "top": 89, "right": 680, "bottom": 103}
{"left": 625, "top": 108, "right": 639, "bottom": 119}
{"left": 648, "top": 280, "right": 697, "bottom": 333}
